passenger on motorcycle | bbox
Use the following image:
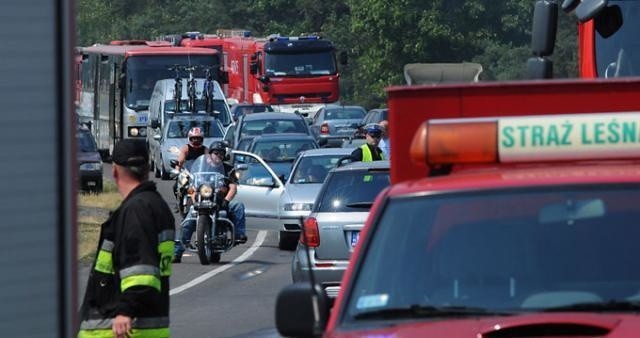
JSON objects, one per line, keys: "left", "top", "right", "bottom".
{"left": 176, "top": 127, "right": 207, "bottom": 172}
{"left": 173, "top": 141, "right": 248, "bottom": 263}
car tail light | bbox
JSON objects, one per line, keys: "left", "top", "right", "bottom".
{"left": 320, "top": 123, "right": 329, "bottom": 134}
{"left": 301, "top": 217, "right": 320, "bottom": 247}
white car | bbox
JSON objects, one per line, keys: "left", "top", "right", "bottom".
{"left": 277, "top": 148, "right": 353, "bottom": 250}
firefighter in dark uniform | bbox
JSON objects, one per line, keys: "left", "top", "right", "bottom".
{"left": 350, "top": 123, "right": 385, "bottom": 162}
{"left": 78, "top": 139, "right": 175, "bottom": 338}
{"left": 176, "top": 127, "right": 207, "bottom": 172}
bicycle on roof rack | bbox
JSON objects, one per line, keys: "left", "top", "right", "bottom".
{"left": 184, "top": 65, "right": 198, "bottom": 113}
{"left": 168, "top": 64, "right": 183, "bottom": 113}
{"left": 202, "top": 66, "right": 216, "bottom": 114}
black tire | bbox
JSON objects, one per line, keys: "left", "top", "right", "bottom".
{"left": 196, "top": 216, "right": 213, "bottom": 265}
{"left": 209, "top": 252, "right": 221, "bottom": 264}
{"left": 154, "top": 161, "right": 161, "bottom": 178}
{"left": 160, "top": 161, "right": 170, "bottom": 180}
{"left": 278, "top": 231, "right": 298, "bottom": 251}
{"left": 179, "top": 195, "right": 191, "bottom": 218}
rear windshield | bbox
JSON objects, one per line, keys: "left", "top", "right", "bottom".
{"left": 316, "top": 169, "right": 390, "bottom": 212}
{"left": 240, "top": 119, "right": 307, "bottom": 137}
{"left": 325, "top": 109, "right": 365, "bottom": 120}
{"left": 343, "top": 184, "right": 640, "bottom": 323}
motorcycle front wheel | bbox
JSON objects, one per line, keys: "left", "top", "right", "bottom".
{"left": 196, "top": 216, "right": 214, "bottom": 265}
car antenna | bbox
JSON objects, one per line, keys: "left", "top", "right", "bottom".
{"left": 299, "top": 215, "right": 324, "bottom": 336}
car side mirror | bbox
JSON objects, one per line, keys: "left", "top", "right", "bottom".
{"left": 275, "top": 283, "right": 329, "bottom": 338}
{"left": 219, "top": 70, "right": 229, "bottom": 84}
{"left": 339, "top": 51, "right": 348, "bottom": 66}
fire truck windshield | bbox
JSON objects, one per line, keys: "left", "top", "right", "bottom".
{"left": 595, "top": 0, "right": 640, "bottom": 77}
{"left": 264, "top": 51, "right": 336, "bottom": 77}
{"left": 125, "top": 55, "right": 219, "bottom": 110}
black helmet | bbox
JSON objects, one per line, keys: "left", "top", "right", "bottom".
{"left": 208, "top": 141, "right": 227, "bottom": 156}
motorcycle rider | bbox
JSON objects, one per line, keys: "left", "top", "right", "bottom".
{"left": 173, "top": 141, "right": 248, "bottom": 263}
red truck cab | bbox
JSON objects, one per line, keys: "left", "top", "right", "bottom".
{"left": 276, "top": 78, "right": 640, "bottom": 337}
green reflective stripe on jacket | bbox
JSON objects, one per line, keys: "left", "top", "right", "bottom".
{"left": 94, "top": 250, "right": 114, "bottom": 274}
{"left": 120, "top": 265, "right": 159, "bottom": 279}
{"left": 158, "top": 241, "right": 174, "bottom": 277}
{"left": 78, "top": 327, "right": 169, "bottom": 338}
{"left": 121, "top": 274, "right": 161, "bottom": 292}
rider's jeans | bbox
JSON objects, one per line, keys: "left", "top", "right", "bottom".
{"left": 174, "top": 201, "right": 247, "bottom": 257}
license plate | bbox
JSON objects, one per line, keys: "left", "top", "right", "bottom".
{"left": 350, "top": 231, "right": 360, "bottom": 248}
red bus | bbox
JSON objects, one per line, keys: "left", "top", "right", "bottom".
{"left": 78, "top": 40, "right": 224, "bottom": 157}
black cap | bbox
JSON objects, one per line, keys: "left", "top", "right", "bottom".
{"left": 112, "top": 139, "right": 148, "bottom": 166}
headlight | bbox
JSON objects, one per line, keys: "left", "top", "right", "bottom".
{"left": 169, "top": 146, "right": 180, "bottom": 154}
{"left": 138, "top": 127, "right": 147, "bottom": 137}
{"left": 199, "top": 184, "right": 213, "bottom": 198}
{"left": 283, "top": 203, "right": 314, "bottom": 211}
{"left": 80, "top": 162, "right": 103, "bottom": 171}
{"left": 129, "top": 128, "right": 139, "bottom": 137}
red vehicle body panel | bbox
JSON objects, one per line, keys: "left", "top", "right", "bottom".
{"left": 579, "top": 21, "right": 597, "bottom": 78}
{"left": 386, "top": 78, "right": 640, "bottom": 184}
{"left": 327, "top": 313, "right": 640, "bottom": 338}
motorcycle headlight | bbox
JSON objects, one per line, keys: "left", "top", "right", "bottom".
{"left": 169, "top": 146, "right": 180, "bottom": 154}
{"left": 80, "top": 162, "right": 102, "bottom": 171}
{"left": 283, "top": 203, "right": 314, "bottom": 211}
{"left": 199, "top": 184, "right": 213, "bottom": 198}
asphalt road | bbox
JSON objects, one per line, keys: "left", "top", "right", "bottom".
{"left": 80, "top": 164, "right": 294, "bottom": 337}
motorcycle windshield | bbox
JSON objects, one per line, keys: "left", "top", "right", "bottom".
{"left": 190, "top": 155, "right": 227, "bottom": 189}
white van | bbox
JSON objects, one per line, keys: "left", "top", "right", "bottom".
{"left": 147, "top": 78, "right": 232, "bottom": 168}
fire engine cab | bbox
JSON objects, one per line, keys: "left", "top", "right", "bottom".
{"left": 275, "top": 78, "right": 640, "bottom": 338}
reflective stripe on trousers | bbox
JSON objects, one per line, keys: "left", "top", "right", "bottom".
{"left": 79, "top": 317, "right": 169, "bottom": 337}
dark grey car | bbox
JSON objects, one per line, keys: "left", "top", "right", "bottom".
{"left": 310, "top": 105, "right": 366, "bottom": 147}
{"left": 224, "top": 112, "right": 312, "bottom": 150}
{"left": 291, "top": 160, "right": 390, "bottom": 298}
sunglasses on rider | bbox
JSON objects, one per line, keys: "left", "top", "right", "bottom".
{"left": 189, "top": 137, "right": 203, "bottom": 142}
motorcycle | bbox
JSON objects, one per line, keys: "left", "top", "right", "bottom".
{"left": 179, "top": 155, "right": 235, "bottom": 264}
{"left": 170, "top": 159, "right": 196, "bottom": 218}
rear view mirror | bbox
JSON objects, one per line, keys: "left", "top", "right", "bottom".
{"left": 594, "top": 4, "right": 622, "bottom": 38}
{"left": 538, "top": 198, "right": 606, "bottom": 224}
{"left": 575, "top": 0, "right": 608, "bottom": 22}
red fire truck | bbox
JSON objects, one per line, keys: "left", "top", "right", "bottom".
{"left": 164, "top": 31, "right": 346, "bottom": 116}
{"left": 276, "top": 77, "right": 640, "bottom": 337}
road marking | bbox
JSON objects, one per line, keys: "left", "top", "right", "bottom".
{"left": 170, "top": 230, "right": 267, "bottom": 296}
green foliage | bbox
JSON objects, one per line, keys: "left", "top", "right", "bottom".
{"left": 77, "top": 0, "right": 579, "bottom": 109}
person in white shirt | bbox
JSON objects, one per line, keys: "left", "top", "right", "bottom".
{"left": 378, "top": 120, "right": 391, "bottom": 160}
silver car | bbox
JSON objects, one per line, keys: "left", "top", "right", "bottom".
{"left": 291, "top": 160, "right": 390, "bottom": 298}
{"left": 151, "top": 115, "right": 225, "bottom": 179}
{"left": 277, "top": 148, "right": 354, "bottom": 250}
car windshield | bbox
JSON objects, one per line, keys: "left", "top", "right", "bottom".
{"left": 166, "top": 120, "right": 224, "bottom": 139}
{"left": 317, "top": 170, "right": 390, "bottom": 212}
{"left": 77, "top": 131, "right": 98, "bottom": 152}
{"left": 240, "top": 119, "right": 307, "bottom": 137}
{"left": 252, "top": 140, "right": 316, "bottom": 162}
{"left": 290, "top": 154, "right": 347, "bottom": 184}
{"left": 343, "top": 184, "right": 640, "bottom": 324}
{"left": 265, "top": 51, "right": 336, "bottom": 76}
{"left": 124, "top": 55, "right": 219, "bottom": 110}
{"left": 325, "top": 108, "right": 365, "bottom": 120}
